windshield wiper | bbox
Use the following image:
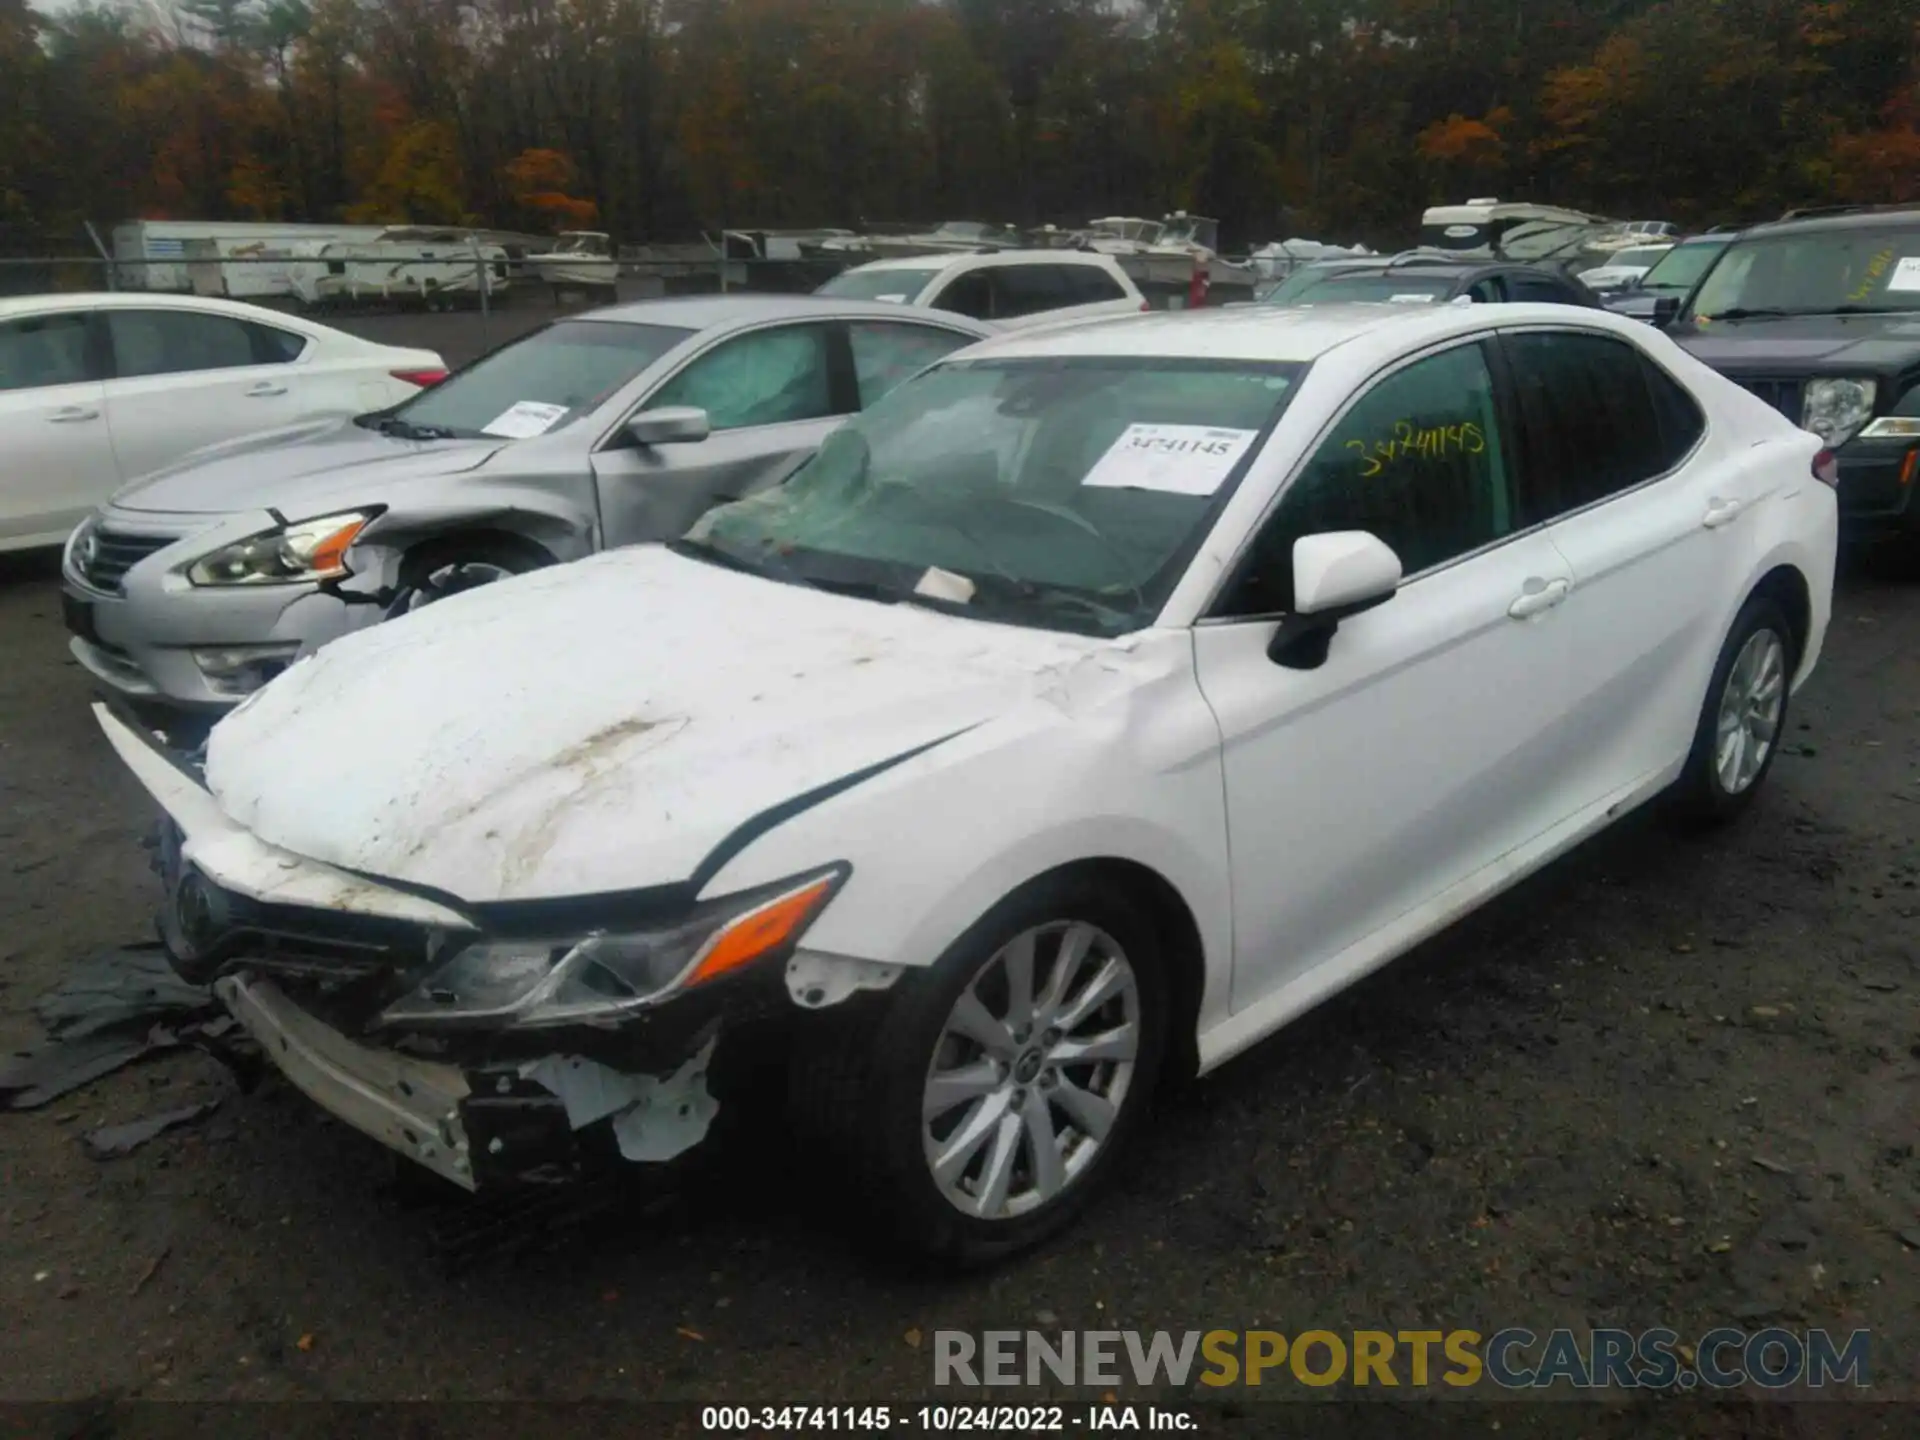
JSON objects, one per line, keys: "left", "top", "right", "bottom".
{"left": 1700, "top": 307, "right": 1797, "bottom": 321}
{"left": 376, "top": 416, "right": 461, "bottom": 441}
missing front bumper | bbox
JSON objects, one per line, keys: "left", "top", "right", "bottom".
{"left": 217, "top": 972, "right": 726, "bottom": 1191}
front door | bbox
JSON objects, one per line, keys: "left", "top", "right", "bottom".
{"left": 0, "top": 309, "right": 117, "bottom": 548}
{"left": 592, "top": 321, "right": 849, "bottom": 546}
{"left": 1191, "top": 338, "right": 1578, "bottom": 1017}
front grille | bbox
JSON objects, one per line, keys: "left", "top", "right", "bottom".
{"left": 1734, "top": 377, "right": 1804, "bottom": 422}
{"left": 81, "top": 530, "right": 173, "bottom": 593}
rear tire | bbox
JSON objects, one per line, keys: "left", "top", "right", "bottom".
{"left": 1669, "top": 592, "right": 1795, "bottom": 828}
{"left": 789, "top": 874, "right": 1168, "bottom": 1267}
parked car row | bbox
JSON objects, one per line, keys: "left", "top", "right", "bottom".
{"left": 62, "top": 270, "right": 1843, "bottom": 1259}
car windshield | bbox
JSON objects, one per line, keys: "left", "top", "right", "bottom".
{"left": 681, "top": 356, "right": 1305, "bottom": 637}
{"left": 379, "top": 320, "right": 691, "bottom": 439}
{"left": 1297, "top": 274, "right": 1453, "bottom": 303}
{"left": 1606, "top": 246, "right": 1670, "bottom": 269}
{"left": 1685, "top": 226, "right": 1920, "bottom": 320}
{"left": 817, "top": 267, "right": 943, "bottom": 303}
{"left": 1639, "top": 239, "right": 1729, "bottom": 293}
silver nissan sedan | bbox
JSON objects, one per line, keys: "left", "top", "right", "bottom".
{"left": 62, "top": 295, "right": 993, "bottom": 716}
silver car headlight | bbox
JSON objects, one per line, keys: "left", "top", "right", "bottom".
{"left": 185, "top": 510, "right": 377, "bottom": 586}
{"left": 1801, "top": 378, "right": 1877, "bottom": 448}
{"left": 378, "top": 866, "right": 847, "bottom": 1030}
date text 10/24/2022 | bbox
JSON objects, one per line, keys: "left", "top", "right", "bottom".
{"left": 700, "top": 1407, "right": 1194, "bottom": 1431}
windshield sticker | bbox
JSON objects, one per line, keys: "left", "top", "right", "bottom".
{"left": 1848, "top": 248, "right": 1896, "bottom": 301}
{"left": 1081, "top": 423, "right": 1258, "bottom": 496}
{"left": 481, "top": 400, "right": 570, "bottom": 438}
{"left": 1389, "top": 293, "right": 1439, "bottom": 304}
{"left": 1884, "top": 256, "right": 1920, "bottom": 293}
{"left": 875, "top": 293, "right": 909, "bottom": 303}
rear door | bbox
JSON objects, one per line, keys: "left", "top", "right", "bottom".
{"left": 989, "top": 264, "right": 1113, "bottom": 329}
{"left": 591, "top": 320, "right": 849, "bottom": 546}
{"left": 101, "top": 308, "right": 308, "bottom": 479}
{"left": 0, "top": 308, "right": 118, "bottom": 548}
{"left": 1500, "top": 325, "right": 1744, "bottom": 808}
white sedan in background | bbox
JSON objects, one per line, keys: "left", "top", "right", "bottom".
{"left": 0, "top": 292, "right": 445, "bottom": 552}
{"left": 101, "top": 301, "right": 1835, "bottom": 1262}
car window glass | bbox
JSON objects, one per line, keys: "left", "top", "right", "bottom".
{"left": 0, "top": 313, "right": 95, "bottom": 391}
{"left": 849, "top": 322, "right": 975, "bottom": 407}
{"left": 1301, "top": 274, "right": 1452, "bottom": 303}
{"left": 817, "top": 267, "right": 943, "bottom": 303}
{"left": 932, "top": 271, "right": 992, "bottom": 319}
{"left": 1063, "top": 266, "right": 1126, "bottom": 303}
{"left": 650, "top": 323, "right": 835, "bottom": 430}
{"left": 250, "top": 323, "right": 309, "bottom": 362}
{"left": 395, "top": 319, "right": 690, "bottom": 437}
{"left": 107, "top": 310, "right": 257, "bottom": 378}
{"left": 1504, "top": 331, "right": 1679, "bottom": 518}
{"left": 1467, "top": 277, "right": 1505, "bottom": 303}
{"left": 1218, "top": 342, "right": 1514, "bottom": 617}
{"left": 1507, "top": 273, "right": 1575, "bottom": 303}
{"left": 1645, "top": 358, "right": 1707, "bottom": 458}
{"left": 992, "top": 266, "right": 1077, "bottom": 318}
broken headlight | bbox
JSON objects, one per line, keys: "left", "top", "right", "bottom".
{"left": 186, "top": 510, "right": 377, "bottom": 586}
{"left": 378, "top": 866, "right": 847, "bottom": 1030}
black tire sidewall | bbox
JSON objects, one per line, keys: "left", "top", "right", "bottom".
{"left": 390, "top": 540, "right": 549, "bottom": 617}
{"left": 1680, "top": 594, "right": 1795, "bottom": 821}
{"left": 859, "top": 874, "right": 1170, "bottom": 1264}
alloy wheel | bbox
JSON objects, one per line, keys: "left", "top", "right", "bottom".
{"left": 921, "top": 921, "right": 1141, "bottom": 1221}
{"left": 1715, "top": 627, "right": 1786, "bottom": 795}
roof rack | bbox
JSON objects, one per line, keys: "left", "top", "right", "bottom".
{"left": 1777, "top": 202, "right": 1920, "bottom": 222}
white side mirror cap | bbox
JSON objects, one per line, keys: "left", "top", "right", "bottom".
{"left": 1293, "top": 531, "right": 1403, "bottom": 615}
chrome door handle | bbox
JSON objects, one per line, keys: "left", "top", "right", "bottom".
{"left": 1703, "top": 498, "right": 1745, "bottom": 528}
{"left": 48, "top": 405, "right": 100, "bottom": 422}
{"left": 1508, "top": 577, "right": 1571, "bottom": 619}
{"left": 245, "top": 382, "right": 288, "bottom": 397}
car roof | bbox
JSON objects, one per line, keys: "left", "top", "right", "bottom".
{"left": 577, "top": 293, "right": 989, "bottom": 329}
{"left": 0, "top": 290, "right": 327, "bottom": 325}
{"left": 1746, "top": 205, "right": 1920, "bottom": 239}
{"left": 961, "top": 301, "right": 1614, "bottom": 364}
{"left": 838, "top": 249, "right": 1120, "bottom": 274}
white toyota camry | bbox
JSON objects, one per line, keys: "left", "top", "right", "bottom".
{"left": 97, "top": 301, "right": 1837, "bottom": 1263}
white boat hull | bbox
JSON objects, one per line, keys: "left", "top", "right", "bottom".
{"left": 530, "top": 257, "right": 620, "bottom": 289}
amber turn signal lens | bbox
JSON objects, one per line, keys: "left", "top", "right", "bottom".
{"left": 684, "top": 875, "right": 839, "bottom": 987}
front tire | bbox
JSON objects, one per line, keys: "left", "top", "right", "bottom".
{"left": 790, "top": 875, "right": 1168, "bottom": 1266}
{"left": 383, "top": 537, "right": 551, "bottom": 619}
{"left": 1670, "top": 592, "right": 1795, "bottom": 827}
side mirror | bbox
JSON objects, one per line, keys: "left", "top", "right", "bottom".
{"left": 626, "top": 406, "right": 710, "bottom": 446}
{"left": 1266, "top": 531, "right": 1402, "bottom": 670}
{"left": 1651, "top": 296, "right": 1680, "bottom": 329}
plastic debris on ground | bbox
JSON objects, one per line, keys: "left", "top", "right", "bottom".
{"left": 1, "top": 942, "right": 245, "bottom": 1114}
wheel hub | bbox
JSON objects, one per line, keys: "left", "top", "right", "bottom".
{"left": 1013, "top": 1049, "right": 1044, "bottom": 1085}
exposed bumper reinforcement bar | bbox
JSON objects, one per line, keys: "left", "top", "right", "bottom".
{"left": 217, "top": 973, "right": 477, "bottom": 1190}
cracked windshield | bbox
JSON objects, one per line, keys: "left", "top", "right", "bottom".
{"left": 685, "top": 359, "right": 1302, "bottom": 636}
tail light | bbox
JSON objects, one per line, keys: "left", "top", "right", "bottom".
{"left": 392, "top": 367, "right": 448, "bottom": 388}
{"left": 1140, "top": 300, "right": 1153, "bottom": 311}
{"left": 1812, "top": 449, "right": 1840, "bottom": 487}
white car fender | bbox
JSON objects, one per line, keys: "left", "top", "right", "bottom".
{"left": 695, "top": 629, "right": 1235, "bottom": 1030}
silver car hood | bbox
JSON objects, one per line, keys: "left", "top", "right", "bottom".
{"left": 202, "top": 546, "right": 1102, "bottom": 902}
{"left": 111, "top": 418, "right": 507, "bottom": 515}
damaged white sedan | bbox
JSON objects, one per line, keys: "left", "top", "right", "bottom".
{"left": 98, "top": 301, "right": 1836, "bottom": 1262}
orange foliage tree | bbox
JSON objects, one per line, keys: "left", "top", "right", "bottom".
{"left": 502, "top": 148, "right": 600, "bottom": 232}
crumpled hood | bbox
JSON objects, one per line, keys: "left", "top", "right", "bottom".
{"left": 203, "top": 546, "right": 1101, "bottom": 902}
{"left": 1674, "top": 313, "right": 1920, "bottom": 374}
{"left": 112, "top": 418, "right": 506, "bottom": 514}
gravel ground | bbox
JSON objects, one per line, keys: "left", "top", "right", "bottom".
{"left": 0, "top": 533, "right": 1916, "bottom": 1432}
